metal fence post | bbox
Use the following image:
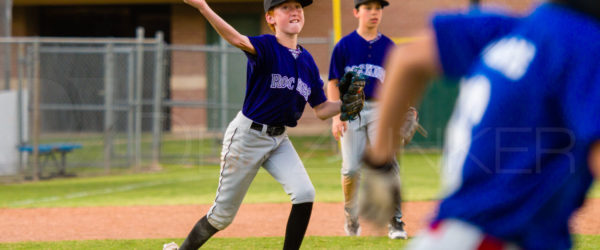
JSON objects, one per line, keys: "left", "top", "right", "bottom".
{"left": 127, "top": 48, "right": 135, "bottom": 166}
{"left": 134, "top": 27, "right": 144, "bottom": 170}
{"left": 31, "top": 40, "right": 40, "bottom": 181}
{"left": 103, "top": 42, "right": 115, "bottom": 174}
{"left": 2, "top": 0, "right": 12, "bottom": 90}
{"left": 219, "top": 38, "right": 228, "bottom": 131}
{"left": 151, "top": 31, "right": 164, "bottom": 170}
{"left": 17, "top": 42, "right": 24, "bottom": 175}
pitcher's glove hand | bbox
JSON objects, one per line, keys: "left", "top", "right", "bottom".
{"left": 338, "top": 71, "right": 366, "bottom": 121}
{"left": 401, "top": 107, "right": 419, "bottom": 145}
{"left": 401, "top": 107, "right": 429, "bottom": 145}
{"left": 359, "top": 153, "right": 401, "bottom": 227}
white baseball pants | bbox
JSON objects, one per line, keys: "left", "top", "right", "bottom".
{"left": 206, "top": 112, "right": 315, "bottom": 230}
{"left": 340, "top": 101, "right": 402, "bottom": 220}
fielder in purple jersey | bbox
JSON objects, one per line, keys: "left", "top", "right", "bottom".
{"left": 329, "top": 30, "right": 394, "bottom": 101}
{"left": 165, "top": 1, "right": 346, "bottom": 250}
{"left": 326, "top": 0, "right": 408, "bottom": 240}
{"left": 361, "top": 0, "right": 600, "bottom": 249}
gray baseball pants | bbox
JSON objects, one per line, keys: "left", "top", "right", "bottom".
{"left": 206, "top": 112, "right": 315, "bottom": 230}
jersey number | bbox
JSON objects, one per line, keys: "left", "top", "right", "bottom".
{"left": 442, "top": 75, "right": 491, "bottom": 196}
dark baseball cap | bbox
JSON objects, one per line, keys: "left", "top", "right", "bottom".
{"left": 354, "top": 0, "right": 389, "bottom": 8}
{"left": 264, "top": 0, "right": 313, "bottom": 13}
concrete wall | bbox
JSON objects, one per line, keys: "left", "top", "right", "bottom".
{"left": 0, "top": 90, "right": 27, "bottom": 176}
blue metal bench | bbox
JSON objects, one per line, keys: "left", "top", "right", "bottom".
{"left": 19, "top": 143, "right": 82, "bottom": 178}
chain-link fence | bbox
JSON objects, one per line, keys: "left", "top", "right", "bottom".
{"left": 0, "top": 29, "right": 169, "bottom": 179}
{"left": 0, "top": 31, "right": 340, "bottom": 180}
{"left": 0, "top": 30, "right": 453, "bottom": 180}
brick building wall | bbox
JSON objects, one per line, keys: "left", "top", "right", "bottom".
{"left": 10, "top": 0, "right": 537, "bottom": 134}
{"left": 170, "top": 4, "right": 209, "bottom": 132}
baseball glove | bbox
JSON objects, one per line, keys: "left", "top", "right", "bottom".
{"left": 359, "top": 154, "right": 401, "bottom": 227}
{"left": 401, "top": 107, "right": 427, "bottom": 145}
{"left": 338, "top": 71, "right": 366, "bottom": 121}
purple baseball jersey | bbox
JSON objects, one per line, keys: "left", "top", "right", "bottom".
{"left": 243, "top": 34, "right": 327, "bottom": 127}
{"left": 328, "top": 31, "right": 395, "bottom": 100}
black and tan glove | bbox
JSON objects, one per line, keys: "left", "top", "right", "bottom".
{"left": 338, "top": 71, "right": 366, "bottom": 121}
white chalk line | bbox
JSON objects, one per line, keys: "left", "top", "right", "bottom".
{"left": 8, "top": 175, "right": 211, "bottom": 207}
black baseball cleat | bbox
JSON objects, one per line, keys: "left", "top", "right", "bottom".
{"left": 388, "top": 218, "right": 408, "bottom": 239}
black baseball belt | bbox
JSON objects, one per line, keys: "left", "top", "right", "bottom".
{"left": 250, "top": 122, "right": 285, "bottom": 136}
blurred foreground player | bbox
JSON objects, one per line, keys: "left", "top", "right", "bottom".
{"left": 360, "top": 1, "right": 600, "bottom": 249}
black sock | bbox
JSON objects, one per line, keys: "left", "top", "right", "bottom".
{"left": 283, "top": 202, "right": 313, "bottom": 250}
{"left": 179, "top": 215, "right": 219, "bottom": 250}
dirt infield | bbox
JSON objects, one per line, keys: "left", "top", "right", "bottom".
{"left": 1, "top": 199, "right": 599, "bottom": 242}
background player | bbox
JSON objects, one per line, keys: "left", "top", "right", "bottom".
{"left": 360, "top": 0, "right": 600, "bottom": 249}
{"left": 163, "top": 0, "right": 357, "bottom": 249}
{"left": 327, "top": 0, "right": 407, "bottom": 239}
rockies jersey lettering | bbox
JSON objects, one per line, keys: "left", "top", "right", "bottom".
{"left": 329, "top": 31, "right": 395, "bottom": 99}
{"left": 244, "top": 34, "right": 327, "bottom": 127}
{"left": 296, "top": 78, "right": 311, "bottom": 101}
{"left": 344, "top": 64, "right": 386, "bottom": 83}
{"left": 270, "top": 74, "right": 295, "bottom": 90}
{"left": 432, "top": 4, "right": 600, "bottom": 249}
{"left": 269, "top": 74, "right": 311, "bottom": 101}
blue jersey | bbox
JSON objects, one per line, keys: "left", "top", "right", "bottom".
{"left": 433, "top": 4, "right": 600, "bottom": 249}
{"left": 243, "top": 34, "right": 327, "bottom": 127}
{"left": 329, "top": 31, "right": 395, "bottom": 99}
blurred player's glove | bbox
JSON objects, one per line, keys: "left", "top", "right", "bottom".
{"left": 358, "top": 153, "right": 401, "bottom": 227}
{"left": 401, "top": 107, "right": 421, "bottom": 145}
{"left": 338, "top": 71, "right": 366, "bottom": 121}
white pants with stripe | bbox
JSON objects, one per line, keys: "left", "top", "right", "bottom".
{"left": 206, "top": 112, "right": 315, "bottom": 230}
{"left": 340, "top": 101, "right": 402, "bottom": 220}
{"left": 341, "top": 101, "right": 381, "bottom": 177}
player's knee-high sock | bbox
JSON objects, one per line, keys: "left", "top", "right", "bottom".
{"left": 390, "top": 162, "right": 402, "bottom": 221}
{"left": 179, "top": 215, "right": 219, "bottom": 250}
{"left": 393, "top": 199, "right": 403, "bottom": 220}
{"left": 283, "top": 202, "right": 313, "bottom": 250}
{"left": 342, "top": 175, "right": 359, "bottom": 221}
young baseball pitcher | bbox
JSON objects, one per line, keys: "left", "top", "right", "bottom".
{"left": 360, "top": 0, "right": 600, "bottom": 249}
{"left": 327, "top": 0, "right": 407, "bottom": 239}
{"left": 163, "top": 0, "right": 363, "bottom": 249}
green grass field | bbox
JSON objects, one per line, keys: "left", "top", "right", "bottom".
{"left": 0, "top": 154, "right": 443, "bottom": 208}
{"left": 1, "top": 136, "right": 446, "bottom": 208}
{"left": 1, "top": 237, "right": 407, "bottom": 250}
{"left": 3, "top": 235, "right": 600, "bottom": 250}
{"left": 1, "top": 136, "right": 599, "bottom": 249}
